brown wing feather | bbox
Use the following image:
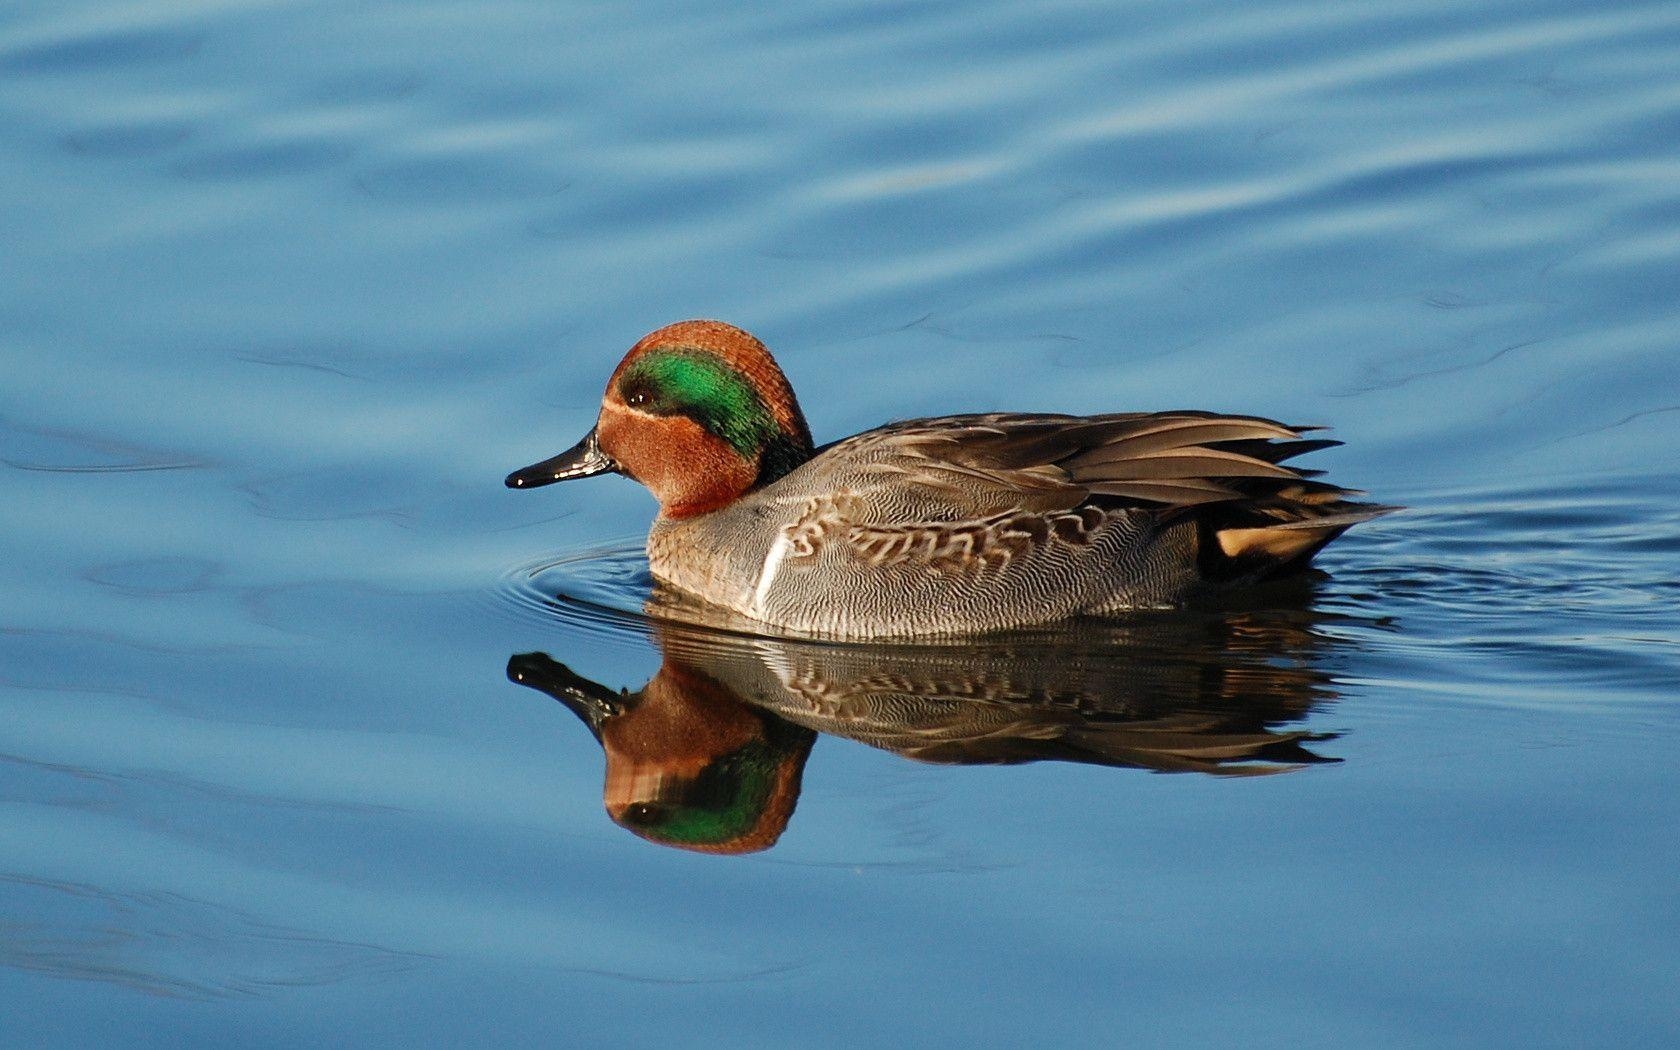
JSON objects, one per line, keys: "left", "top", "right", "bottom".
{"left": 876, "top": 412, "right": 1324, "bottom": 505}
{"left": 824, "top": 411, "right": 1392, "bottom": 583}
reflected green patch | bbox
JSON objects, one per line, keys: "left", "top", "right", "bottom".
{"left": 619, "top": 738, "right": 779, "bottom": 847}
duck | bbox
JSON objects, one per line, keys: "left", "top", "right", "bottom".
{"left": 506, "top": 320, "right": 1391, "bottom": 638}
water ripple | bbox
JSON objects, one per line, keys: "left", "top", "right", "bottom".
{"left": 6, "top": 0, "right": 1680, "bottom": 1038}
{"left": 490, "top": 541, "right": 655, "bottom": 640}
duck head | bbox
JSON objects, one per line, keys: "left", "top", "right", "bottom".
{"left": 505, "top": 320, "right": 815, "bottom": 518}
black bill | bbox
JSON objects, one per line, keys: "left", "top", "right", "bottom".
{"left": 505, "top": 426, "right": 619, "bottom": 488}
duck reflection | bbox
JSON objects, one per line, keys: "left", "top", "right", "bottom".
{"left": 507, "top": 653, "right": 816, "bottom": 855}
{"left": 508, "top": 609, "right": 1343, "bottom": 855}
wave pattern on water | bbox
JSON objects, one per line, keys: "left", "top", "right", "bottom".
{"left": 4, "top": 0, "right": 1680, "bottom": 1044}
{"left": 1323, "top": 475, "right": 1680, "bottom": 711}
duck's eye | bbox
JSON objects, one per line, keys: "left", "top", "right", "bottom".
{"left": 626, "top": 390, "right": 649, "bottom": 407}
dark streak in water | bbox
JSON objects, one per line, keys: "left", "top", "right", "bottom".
{"left": 1328, "top": 338, "right": 1546, "bottom": 397}
{"left": 0, "top": 29, "right": 206, "bottom": 74}
{"left": 488, "top": 510, "right": 580, "bottom": 533}
{"left": 60, "top": 124, "right": 193, "bottom": 157}
{"left": 2, "top": 458, "right": 203, "bottom": 474}
{"left": 883, "top": 310, "right": 1083, "bottom": 346}
{"left": 0, "top": 419, "right": 206, "bottom": 474}
{"left": 1545, "top": 403, "right": 1680, "bottom": 446}
{"left": 1251, "top": 118, "right": 1305, "bottom": 145}
{"left": 0, "top": 752, "right": 406, "bottom": 817}
{"left": 231, "top": 353, "right": 369, "bottom": 380}
{"left": 0, "top": 873, "right": 436, "bottom": 1001}
{"left": 354, "top": 168, "right": 572, "bottom": 205}
{"left": 543, "top": 962, "right": 808, "bottom": 986}
{"left": 0, "top": 624, "right": 280, "bottom": 658}
{"left": 82, "top": 557, "right": 222, "bottom": 596}
{"left": 236, "top": 475, "right": 418, "bottom": 524}
{"left": 1421, "top": 291, "right": 1495, "bottom": 310}
{"left": 759, "top": 855, "right": 1020, "bottom": 874}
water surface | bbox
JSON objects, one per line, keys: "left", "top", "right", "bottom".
{"left": 4, "top": 0, "right": 1679, "bottom": 1046}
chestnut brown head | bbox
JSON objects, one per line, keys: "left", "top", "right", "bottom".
{"left": 506, "top": 320, "right": 814, "bottom": 517}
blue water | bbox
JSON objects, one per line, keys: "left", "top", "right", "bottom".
{"left": 5, "top": 0, "right": 1680, "bottom": 1045}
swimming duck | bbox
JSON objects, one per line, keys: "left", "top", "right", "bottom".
{"left": 506, "top": 320, "right": 1390, "bottom": 638}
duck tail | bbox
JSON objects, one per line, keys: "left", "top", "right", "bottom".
{"left": 1202, "top": 485, "right": 1398, "bottom": 580}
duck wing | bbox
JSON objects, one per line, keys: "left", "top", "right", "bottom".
{"left": 810, "top": 411, "right": 1393, "bottom": 578}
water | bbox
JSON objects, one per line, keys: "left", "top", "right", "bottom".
{"left": 4, "top": 0, "right": 1679, "bottom": 1044}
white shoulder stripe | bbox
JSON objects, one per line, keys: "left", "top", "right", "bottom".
{"left": 747, "top": 530, "right": 794, "bottom": 618}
